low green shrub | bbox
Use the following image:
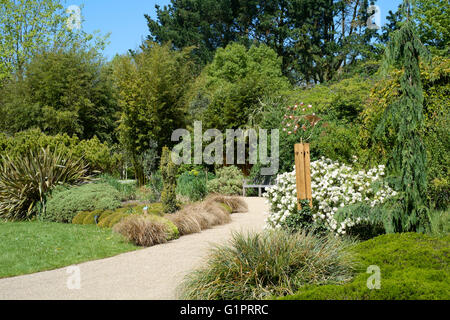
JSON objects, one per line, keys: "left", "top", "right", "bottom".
{"left": 179, "top": 230, "right": 355, "bottom": 300}
{"left": 176, "top": 169, "right": 214, "bottom": 202}
{"left": 136, "top": 186, "right": 159, "bottom": 203}
{"left": 42, "top": 183, "right": 121, "bottom": 223}
{"left": 282, "top": 233, "right": 450, "bottom": 300}
{"left": 207, "top": 166, "right": 244, "bottom": 196}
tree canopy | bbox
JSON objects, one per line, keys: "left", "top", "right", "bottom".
{"left": 146, "top": 0, "right": 379, "bottom": 84}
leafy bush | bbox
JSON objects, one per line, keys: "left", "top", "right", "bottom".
{"left": 42, "top": 183, "right": 121, "bottom": 223}
{"left": 179, "top": 230, "right": 355, "bottom": 300}
{"left": 160, "top": 147, "right": 179, "bottom": 213}
{"left": 282, "top": 233, "right": 450, "bottom": 300}
{"left": 0, "top": 129, "right": 121, "bottom": 174}
{"left": 176, "top": 169, "right": 214, "bottom": 202}
{"left": 207, "top": 166, "right": 244, "bottom": 196}
{"left": 135, "top": 186, "right": 159, "bottom": 203}
{"left": 113, "top": 215, "right": 169, "bottom": 247}
{"left": 0, "top": 147, "right": 89, "bottom": 221}
{"left": 264, "top": 158, "right": 396, "bottom": 235}
{"left": 282, "top": 200, "right": 315, "bottom": 233}
{"left": 98, "top": 174, "right": 136, "bottom": 201}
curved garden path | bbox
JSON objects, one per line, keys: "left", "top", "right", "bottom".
{"left": 0, "top": 197, "right": 268, "bottom": 300}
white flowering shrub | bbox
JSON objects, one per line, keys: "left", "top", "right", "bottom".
{"left": 264, "top": 157, "right": 396, "bottom": 235}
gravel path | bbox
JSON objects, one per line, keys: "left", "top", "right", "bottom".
{"left": 0, "top": 197, "right": 268, "bottom": 300}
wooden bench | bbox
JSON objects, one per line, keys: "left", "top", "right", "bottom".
{"left": 242, "top": 176, "right": 275, "bottom": 197}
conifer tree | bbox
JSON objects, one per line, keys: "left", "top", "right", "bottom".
{"left": 160, "top": 147, "right": 179, "bottom": 213}
{"left": 377, "top": 0, "right": 431, "bottom": 232}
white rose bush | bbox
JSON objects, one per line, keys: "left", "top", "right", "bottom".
{"left": 264, "top": 157, "right": 397, "bottom": 235}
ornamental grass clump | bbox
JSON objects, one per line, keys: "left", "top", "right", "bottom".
{"left": 179, "top": 230, "right": 355, "bottom": 300}
{"left": 0, "top": 147, "right": 89, "bottom": 221}
{"left": 113, "top": 215, "right": 169, "bottom": 247}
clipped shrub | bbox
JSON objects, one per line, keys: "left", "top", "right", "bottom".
{"left": 98, "top": 213, "right": 116, "bottom": 228}
{"left": 113, "top": 215, "right": 169, "bottom": 247}
{"left": 179, "top": 230, "right": 355, "bottom": 300}
{"left": 0, "top": 147, "right": 90, "bottom": 221}
{"left": 107, "top": 213, "right": 129, "bottom": 228}
{"left": 282, "top": 233, "right": 450, "bottom": 300}
{"left": 82, "top": 210, "right": 105, "bottom": 225}
{"left": 160, "top": 147, "right": 179, "bottom": 213}
{"left": 72, "top": 211, "right": 90, "bottom": 225}
{"left": 42, "top": 183, "right": 121, "bottom": 223}
{"left": 207, "top": 166, "right": 244, "bottom": 196}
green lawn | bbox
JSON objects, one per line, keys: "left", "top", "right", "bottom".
{"left": 0, "top": 221, "right": 139, "bottom": 279}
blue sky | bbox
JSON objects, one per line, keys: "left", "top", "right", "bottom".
{"left": 64, "top": 0, "right": 403, "bottom": 60}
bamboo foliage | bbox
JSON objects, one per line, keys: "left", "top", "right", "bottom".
{"left": 0, "top": 147, "right": 90, "bottom": 221}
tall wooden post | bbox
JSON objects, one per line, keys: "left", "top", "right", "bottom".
{"left": 294, "top": 143, "right": 313, "bottom": 210}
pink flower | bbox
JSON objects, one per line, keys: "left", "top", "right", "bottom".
{"left": 308, "top": 104, "right": 312, "bottom": 108}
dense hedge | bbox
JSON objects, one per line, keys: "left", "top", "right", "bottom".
{"left": 281, "top": 233, "right": 450, "bottom": 300}
{"left": 42, "top": 183, "right": 121, "bottom": 223}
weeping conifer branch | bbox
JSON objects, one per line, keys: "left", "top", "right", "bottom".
{"left": 376, "top": 0, "right": 431, "bottom": 232}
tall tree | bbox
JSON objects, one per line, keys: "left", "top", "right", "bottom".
{"left": 0, "top": 45, "right": 119, "bottom": 143}
{"left": 189, "top": 42, "right": 291, "bottom": 131}
{"left": 0, "top": 0, "right": 108, "bottom": 81}
{"left": 376, "top": 0, "right": 431, "bottom": 232}
{"left": 378, "top": 4, "right": 405, "bottom": 44}
{"left": 112, "top": 42, "right": 194, "bottom": 186}
{"left": 413, "top": 0, "right": 449, "bottom": 55}
{"left": 146, "top": 0, "right": 378, "bottom": 84}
